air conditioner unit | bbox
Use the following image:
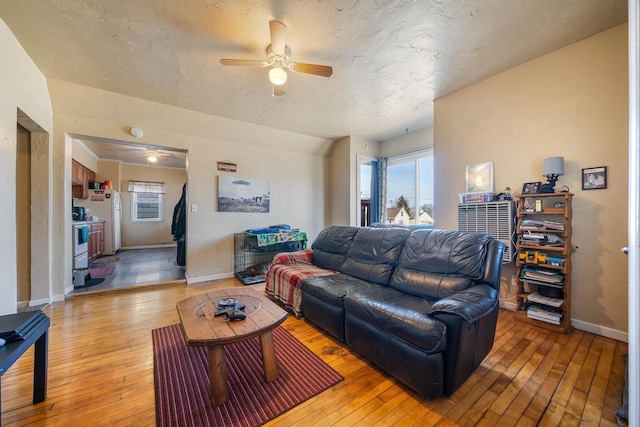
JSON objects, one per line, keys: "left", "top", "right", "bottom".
{"left": 457, "top": 200, "right": 516, "bottom": 263}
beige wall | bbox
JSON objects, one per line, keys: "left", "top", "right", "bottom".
{"left": 120, "top": 164, "right": 186, "bottom": 247}
{"left": 97, "top": 159, "right": 122, "bottom": 191}
{"left": 0, "top": 18, "right": 53, "bottom": 315}
{"left": 329, "top": 137, "right": 351, "bottom": 225}
{"left": 71, "top": 139, "right": 97, "bottom": 172}
{"left": 48, "top": 79, "right": 332, "bottom": 289}
{"left": 16, "top": 124, "right": 31, "bottom": 304}
{"left": 379, "top": 126, "right": 433, "bottom": 158}
{"left": 434, "top": 24, "right": 628, "bottom": 334}
{"left": 329, "top": 136, "right": 379, "bottom": 226}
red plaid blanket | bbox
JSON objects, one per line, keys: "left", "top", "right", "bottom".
{"left": 265, "top": 249, "right": 337, "bottom": 317}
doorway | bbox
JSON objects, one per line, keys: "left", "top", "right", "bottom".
{"left": 15, "top": 108, "right": 51, "bottom": 309}
{"left": 16, "top": 124, "right": 31, "bottom": 307}
{"left": 68, "top": 135, "right": 187, "bottom": 294}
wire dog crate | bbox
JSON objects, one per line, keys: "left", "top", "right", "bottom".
{"left": 233, "top": 233, "right": 307, "bottom": 285}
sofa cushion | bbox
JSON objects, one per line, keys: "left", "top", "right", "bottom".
{"left": 302, "top": 273, "right": 384, "bottom": 307}
{"left": 390, "top": 229, "right": 492, "bottom": 300}
{"left": 344, "top": 287, "right": 447, "bottom": 353}
{"left": 340, "top": 227, "right": 410, "bottom": 285}
{"left": 311, "top": 226, "right": 360, "bottom": 271}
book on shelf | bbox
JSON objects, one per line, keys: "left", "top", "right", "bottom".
{"left": 527, "top": 310, "right": 562, "bottom": 325}
{"left": 520, "top": 277, "right": 564, "bottom": 289}
{"left": 542, "top": 220, "right": 565, "bottom": 231}
{"left": 527, "top": 291, "right": 564, "bottom": 307}
{"left": 521, "top": 266, "right": 564, "bottom": 284}
{"left": 520, "top": 219, "right": 565, "bottom": 231}
{"left": 526, "top": 303, "right": 563, "bottom": 325}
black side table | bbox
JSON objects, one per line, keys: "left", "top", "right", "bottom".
{"left": 0, "top": 311, "right": 50, "bottom": 426}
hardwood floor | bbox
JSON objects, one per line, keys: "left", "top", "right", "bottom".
{"left": 1, "top": 279, "right": 627, "bottom": 426}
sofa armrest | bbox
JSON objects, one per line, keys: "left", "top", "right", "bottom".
{"left": 428, "top": 284, "right": 500, "bottom": 395}
{"left": 271, "top": 248, "right": 314, "bottom": 266}
{"left": 428, "top": 285, "right": 498, "bottom": 323}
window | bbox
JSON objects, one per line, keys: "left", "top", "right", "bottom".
{"left": 128, "top": 181, "right": 166, "bottom": 222}
{"left": 357, "top": 155, "right": 375, "bottom": 227}
{"left": 386, "top": 149, "right": 433, "bottom": 225}
{"left": 131, "top": 192, "right": 163, "bottom": 222}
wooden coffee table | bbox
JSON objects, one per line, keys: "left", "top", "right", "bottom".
{"left": 176, "top": 287, "right": 288, "bottom": 406}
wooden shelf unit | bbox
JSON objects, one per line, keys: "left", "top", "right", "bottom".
{"left": 515, "top": 192, "right": 573, "bottom": 333}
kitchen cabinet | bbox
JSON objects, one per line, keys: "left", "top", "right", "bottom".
{"left": 71, "top": 159, "right": 96, "bottom": 199}
{"left": 71, "top": 160, "right": 84, "bottom": 184}
{"left": 88, "top": 221, "right": 105, "bottom": 263}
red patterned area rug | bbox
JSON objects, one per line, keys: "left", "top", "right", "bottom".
{"left": 152, "top": 324, "right": 343, "bottom": 427}
{"left": 89, "top": 265, "right": 116, "bottom": 277}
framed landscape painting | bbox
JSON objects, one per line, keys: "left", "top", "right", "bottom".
{"left": 218, "top": 176, "right": 270, "bottom": 213}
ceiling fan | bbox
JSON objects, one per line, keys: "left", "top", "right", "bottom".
{"left": 220, "top": 20, "right": 333, "bottom": 96}
{"left": 130, "top": 147, "right": 175, "bottom": 164}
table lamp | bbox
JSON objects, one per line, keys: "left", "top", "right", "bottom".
{"left": 540, "top": 156, "right": 564, "bottom": 193}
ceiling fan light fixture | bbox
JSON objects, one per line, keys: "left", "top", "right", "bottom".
{"left": 269, "top": 67, "right": 287, "bottom": 85}
{"left": 147, "top": 150, "right": 158, "bottom": 163}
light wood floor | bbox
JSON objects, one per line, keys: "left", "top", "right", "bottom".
{"left": 2, "top": 279, "right": 627, "bottom": 426}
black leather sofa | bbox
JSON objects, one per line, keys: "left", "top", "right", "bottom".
{"left": 300, "top": 225, "right": 506, "bottom": 398}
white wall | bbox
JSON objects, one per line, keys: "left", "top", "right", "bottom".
{"left": 47, "top": 79, "right": 332, "bottom": 290}
{"left": 434, "top": 24, "right": 628, "bottom": 334}
{"left": 0, "top": 18, "right": 53, "bottom": 314}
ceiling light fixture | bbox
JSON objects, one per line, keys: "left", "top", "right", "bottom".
{"left": 147, "top": 150, "right": 158, "bottom": 163}
{"left": 269, "top": 67, "right": 287, "bottom": 85}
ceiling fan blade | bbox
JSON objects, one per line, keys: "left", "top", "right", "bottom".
{"left": 269, "top": 20, "right": 286, "bottom": 56}
{"left": 220, "top": 59, "right": 265, "bottom": 67}
{"left": 273, "top": 84, "right": 285, "bottom": 97}
{"left": 290, "top": 62, "right": 333, "bottom": 77}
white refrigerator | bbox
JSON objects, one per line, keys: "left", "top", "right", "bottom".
{"left": 75, "top": 189, "right": 122, "bottom": 255}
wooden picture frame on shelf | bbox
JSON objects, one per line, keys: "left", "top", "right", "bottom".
{"left": 582, "top": 166, "right": 607, "bottom": 190}
{"left": 521, "top": 182, "right": 541, "bottom": 194}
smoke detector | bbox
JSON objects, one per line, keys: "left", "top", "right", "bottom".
{"left": 129, "top": 127, "right": 144, "bottom": 138}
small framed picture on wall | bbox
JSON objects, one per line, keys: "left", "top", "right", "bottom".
{"left": 582, "top": 166, "right": 607, "bottom": 190}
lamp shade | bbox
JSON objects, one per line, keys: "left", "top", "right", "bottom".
{"left": 269, "top": 67, "right": 287, "bottom": 85}
{"left": 543, "top": 156, "right": 564, "bottom": 177}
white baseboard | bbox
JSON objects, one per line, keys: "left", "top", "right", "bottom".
{"left": 187, "top": 272, "right": 234, "bottom": 285}
{"left": 29, "top": 297, "right": 51, "bottom": 306}
{"left": 121, "top": 244, "right": 177, "bottom": 250}
{"left": 500, "top": 300, "right": 517, "bottom": 311}
{"left": 498, "top": 301, "right": 628, "bottom": 342}
{"left": 63, "top": 284, "right": 75, "bottom": 297}
{"left": 53, "top": 293, "right": 67, "bottom": 302}
{"left": 572, "top": 318, "right": 628, "bottom": 343}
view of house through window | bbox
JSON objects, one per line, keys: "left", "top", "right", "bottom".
{"left": 128, "top": 180, "right": 166, "bottom": 222}
{"left": 358, "top": 149, "right": 433, "bottom": 227}
{"left": 131, "top": 192, "right": 163, "bottom": 222}
{"left": 386, "top": 150, "right": 433, "bottom": 226}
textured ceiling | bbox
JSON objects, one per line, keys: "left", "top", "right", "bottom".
{"left": 0, "top": 0, "right": 628, "bottom": 142}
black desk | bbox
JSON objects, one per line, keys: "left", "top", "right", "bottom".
{"left": 0, "top": 311, "right": 50, "bottom": 425}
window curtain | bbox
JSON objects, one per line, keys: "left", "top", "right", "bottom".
{"left": 373, "top": 157, "right": 388, "bottom": 223}
{"left": 127, "top": 181, "right": 166, "bottom": 194}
